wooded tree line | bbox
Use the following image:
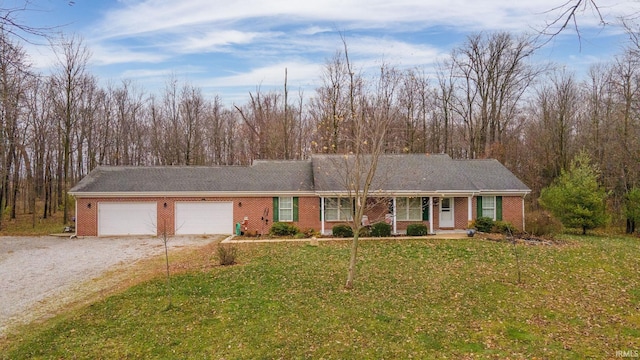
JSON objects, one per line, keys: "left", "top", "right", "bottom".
{"left": 1, "top": 28, "right": 640, "bottom": 229}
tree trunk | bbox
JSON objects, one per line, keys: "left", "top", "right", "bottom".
{"left": 345, "top": 232, "right": 359, "bottom": 289}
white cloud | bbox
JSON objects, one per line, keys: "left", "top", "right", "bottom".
{"left": 179, "top": 30, "right": 274, "bottom": 53}
{"left": 90, "top": 43, "right": 170, "bottom": 66}
{"left": 206, "top": 61, "right": 323, "bottom": 89}
{"left": 22, "top": 43, "right": 57, "bottom": 71}
{"left": 95, "top": 0, "right": 638, "bottom": 39}
{"left": 22, "top": 0, "right": 637, "bottom": 104}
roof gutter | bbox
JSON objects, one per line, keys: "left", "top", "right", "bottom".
{"left": 69, "top": 190, "right": 317, "bottom": 198}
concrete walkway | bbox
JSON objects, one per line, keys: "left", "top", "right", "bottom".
{"left": 222, "top": 230, "right": 473, "bottom": 243}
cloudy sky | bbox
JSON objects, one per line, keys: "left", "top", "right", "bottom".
{"left": 12, "top": 0, "right": 639, "bottom": 103}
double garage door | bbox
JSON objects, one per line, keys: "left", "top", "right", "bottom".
{"left": 97, "top": 201, "right": 233, "bottom": 236}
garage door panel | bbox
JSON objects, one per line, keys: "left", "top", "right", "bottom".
{"left": 98, "top": 202, "right": 157, "bottom": 236}
{"left": 175, "top": 202, "right": 233, "bottom": 235}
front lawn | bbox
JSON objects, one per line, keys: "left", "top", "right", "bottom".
{"left": 1, "top": 236, "right": 639, "bottom": 359}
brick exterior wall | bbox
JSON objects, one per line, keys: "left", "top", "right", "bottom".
{"left": 76, "top": 195, "right": 321, "bottom": 237}
{"left": 234, "top": 196, "right": 320, "bottom": 236}
{"left": 75, "top": 194, "right": 524, "bottom": 236}
{"left": 472, "top": 195, "right": 524, "bottom": 231}
{"left": 501, "top": 196, "right": 524, "bottom": 231}
{"left": 455, "top": 197, "right": 471, "bottom": 229}
{"left": 75, "top": 197, "right": 169, "bottom": 236}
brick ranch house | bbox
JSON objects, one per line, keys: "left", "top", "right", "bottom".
{"left": 69, "top": 154, "right": 531, "bottom": 237}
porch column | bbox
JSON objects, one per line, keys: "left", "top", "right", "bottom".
{"left": 429, "top": 196, "right": 434, "bottom": 234}
{"left": 320, "top": 196, "right": 325, "bottom": 235}
{"left": 392, "top": 197, "right": 397, "bottom": 234}
{"left": 468, "top": 195, "right": 473, "bottom": 226}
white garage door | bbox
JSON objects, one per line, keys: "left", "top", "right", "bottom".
{"left": 98, "top": 202, "right": 157, "bottom": 236}
{"left": 175, "top": 202, "right": 233, "bottom": 235}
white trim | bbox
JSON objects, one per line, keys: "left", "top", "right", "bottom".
{"left": 480, "top": 195, "right": 497, "bottom": 220}
{"left": 394, "top": 197, "right": 423, "bottom": 222}
{"left": 73, "top": 190, "right": 531, "bottom": 198}
{"left": 439, "top": 197, "right": 455, "bottom": 228}
{"left": 467, "top": 195, "right": 473, "bottom": 224}
{"left": 278, "top": 196, "right": 294, "bottom": 222}
{"left": 323, "top": 197, "right": 353, "bottom": 222}
{"left": 392, "top": 197, "right": 397, "bottom": 234}
{"left": 71, "top": 191, "right": 317, "bottom": 198}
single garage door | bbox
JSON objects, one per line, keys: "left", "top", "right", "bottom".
{"left": 175, "top": 202, "right": 233, "bottom": 235}
{"left": 98, "top": 202, "right": 157, "bottom": 236}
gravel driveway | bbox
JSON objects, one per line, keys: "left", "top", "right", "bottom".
{"left": 0, "top": 235, "right": 221, "bottom": 335}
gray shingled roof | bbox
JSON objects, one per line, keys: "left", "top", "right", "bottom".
{"left": 311, "top": 154, "right": 529, "bottom": 193}
{"left": 70, "top": 160, "right": 315, "bottom": 193}
{"left": 70, "top": 154, "right": 529, "bottom": 195}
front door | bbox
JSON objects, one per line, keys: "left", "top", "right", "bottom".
{"left": 439, "top": 197, "right": 454, "bottom": 228}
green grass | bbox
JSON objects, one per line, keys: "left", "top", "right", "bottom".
{"left": 2, "top": 235, "right": 640, "bottom": 359}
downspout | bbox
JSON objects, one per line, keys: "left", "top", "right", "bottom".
{"left": 74, "top": 197, "right": 78, "bottom": 237}
{"left": 522, "top": 193, "right": 528, "bottom": 232}
{"left": 320, "top": 196, "right": 325, "bottom": 235}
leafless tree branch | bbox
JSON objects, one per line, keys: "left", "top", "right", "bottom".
{"left": 0, "top": 1, "right": 73, "bottom": 44}
{"left": 535, "top": 0, "right": 606, "bottom": 49}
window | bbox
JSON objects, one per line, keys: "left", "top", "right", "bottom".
{"left": 279, "top": 197, "right": 293, "bottom": 222}
{"left": 478, "top": 196, "right": 502, "bottom": 221}
{"left": 481, "top": 196, "right": 495, "bottom": 218}
{"left": 273, "top": 197, "right": 298, "bottom": 222}
{"left": 396, "top": 197, "right": 422, "bottom": 221}
{"left": 324, "top": 197, "right": 352, "bottom": 221}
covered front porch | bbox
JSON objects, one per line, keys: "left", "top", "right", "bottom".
{"left": 318, "top": 194, "right": 477, "bottom": 236}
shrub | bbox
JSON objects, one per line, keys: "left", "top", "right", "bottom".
{"left": 217, "top": 245, "right": 237, "bottom": 266}
{"left": 302, "top": 228, "right": 319, "bottom": 238}
{"left": 406, "top": 223, "right": 428, "bottom": 236}
{"left": 293, "top": 232, "right": 306, "bottom": 239}
{"left": 492, "top": 220, "right": 517, "bottom": 235}
{"left": 473, "top": 217, "right": 494, "bottom": 233}
{"left": 526, "top": 209, "right": 563, "bottom": 236}
{"left": 358, "top": 226, "right": 371, "bottom": 237}
{"left": 244, "top": 230, "right": 258, "bottom": 237}
{"left": 269, "top": 222, "right": 299, "bottom": 237}
{"left": 371, "top": 222, "right": 392, "bottom": 237}
{"left": 332, "top": 224, "right": 353, "bottom": 237}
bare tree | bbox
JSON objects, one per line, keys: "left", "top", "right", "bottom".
{"left": 50, "top": 34, "right": 90, "bottom": 224}
{"left": 309, "top": 51, "right": 351, "bottom": 154}
{"left": 541, "top": 0, "right": 605, "bottom": 40}
{"left": 202, "top": 95, "right": 238, "bottom": 165}
{"left": 234, "top": 81, "right": 300, "bottom": 162}
{"left": 0, "top": 1, "right": 72, "bottom": 42}
{"left": 320, "top": 39, "right": 399, "bottom": 289}
{"left": 0, "top": 29, "right": 30, "bottom": 227}
{"left": 606, "top": 53, "right": 640, "bottom": 202}
{"left": 534, "top": 69, "right": 581, "bottom": 186}
{"left": 447, "top": 32, "right": 538, "bottom": 158}
{"left": 179, "top": 83, "right": 205, "bottom": 165}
